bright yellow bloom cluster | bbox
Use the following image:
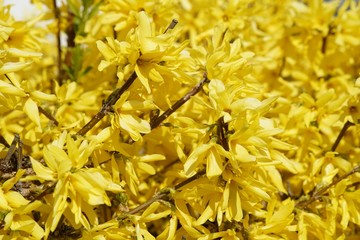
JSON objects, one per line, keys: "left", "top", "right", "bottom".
{"left": 1, "top": 0, "right": 360, "bottom": 239}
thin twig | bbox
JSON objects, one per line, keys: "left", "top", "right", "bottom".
{"left": 53, "top": 0, "right": 62, "bottom": 85}
{"left": 0, "top": 135, "right": 10, "bottom": 148}
{"left": 4, "top": 74, "right": 14, "bottom": 86}
{"left": 77, "top": 72, "right": 137, "bottom": 136}
{"left": 121, "top": 169, "right": 206, "bottom": 217}
{"left": 4, "top": 134, "right": 20, "bottom": 164}
{"left": 127, "top": 192, "right": 168, "bottom": 215}
{"left": 4, "top": 75, "right": 58, "bottom": 125}
{"left": 38, "top": 106, "right": 59, "bottom": 126}
{"left": 217, "top": 116, "right": 229, "bottom": 151}
{"left": 17, "top": 136, "right": 23, "bottom": 170}
{"left": 174, "top": 169, "right": 206, "bottom": 190}
{"left": 34, "top": 182, "right": 56, "bottom": 201}
{"left": 164, "top": 19, "right": 178, "bottom": 33}
{"left": 150, "top": 72, "right": 209, "bottom": 129}
{"left": 296, "top": 165, "right": 360, "bottom": 208}
{"left": 144, "top": 159, "right": 180, "bottom": 182}
{"left": 331, "top": 120, "right": 355, "bottom": 152}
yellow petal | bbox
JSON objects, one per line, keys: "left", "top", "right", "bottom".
{"left": 340, "top": 198, "right": 349, "bottom": 229}
{"left": 141, "top": 209, "right": 171, "bottom": 222}
{"left": 135, "top": 63, "right": 151, "bottom": 93}
{"left": 5, "top": 191, "right": 30, "bottom": 208}
{"left": 2, "top": 169, "right": 26, "bottom": 192}
{"left": 137, "top": 162, "right": 156, "bottom": 175}
{"left": 119, "top": 113, "right": 151, "bottom": 141}
{"left": 194, "top": 204, "right": 215, "bottom": 226}
{"left": 0, "top": 25, "right": 14, "bottom": 42}
{"left": 31, "top": 157, "right": 55, "bottom": 181}
{"left": 184, "top": 144, "right": 212, "bottom": 176}
{"left": 299, "top": 93, "right": 315, "bottom": 107}
{"left": 0, "top": 188, "right": 11, "bottom": 210}
{"left": 7, "top": 214, "right": 44, "bottom": 239}
{"left": 96, "top": 39, "right": 116, "bottom": 61}
{"left": 96, "top": 126, "right": 112, "bottom": 142}
{"left": 137, "top": 11, "right": 157, "bottom": 53}
{"left": 44, "top": 144, "right": 72, "bottom": 176}
{"left": 111, "top": 155, "right": 120, "bottom": 183}
{"left": 0, "top": 80, "right": 27, "bottom": 97}
{"left": 228, "top": 181, "right": 243, "bottom": 221}
{"left": 316, "top": 89, "right": 335, "bottom": 107}
{"left": 0, "top": 61, "right": 32, "bottom": 75}
{"left": 138, "top": 154, "right": 165, "bottom": 162}
{"left": 7, "top": 48, "right": 42, "bottom": 58}
{"left": 233, "top": 144, "right": 256, "bottom": 163}
{"left": 264, "top": 166, "right": 287, "bottom": 193}
{"left": 30, "top": 90, "right": 57, "bottom": 102}
{"left": 206, "top": 149, "right": 223, "bottom": 178}
{"left": 149, "top": 67, "right": 163, "bottom": 82}
{"left": 71, "top": 172, "right": 108, "bottom": 205}
{"left": 23, "top": 97, "right": 41, "bottom": 127}
{"left": 141, "top": 202, "right": 160, "bottom": 220}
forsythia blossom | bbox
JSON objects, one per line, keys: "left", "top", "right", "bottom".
{"left": 1, "top": 0, "right": 360, "bottom": 239}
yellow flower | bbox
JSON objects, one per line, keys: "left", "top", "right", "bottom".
{"left": 260, "top": 199, "right": 295, "bottom": 234}
{"left": 184, "top": 140, "right": 231, "bottom": 179}
{"left": 97, "top": 11, "right": 189, "bottom": 93}
{"left": 0, "top": 170, "right": 45, "bottom": 238}
{"left": 27, "top": 132, "right": 124, "bottom": 237}
{"left": 110, "top": 91, "right": 156, "bottom": 141}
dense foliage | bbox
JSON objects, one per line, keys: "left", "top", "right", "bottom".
{"left": 0, "top": 0, "right": 360, "bottom": 239}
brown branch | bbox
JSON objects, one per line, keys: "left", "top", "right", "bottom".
{"left": 38, "top": 106, "right": 59, "bottom": 126}
{"left": 34, "top": 182, "right": 56, "bottom": 201}
{"left": 0, "top": 135, "right": 10, "bottom": 148}
{"left": 53, "top": 0, "right": 62, "bottom": 85}
{"left": 296, "top": 165, "right": 360, "bottom": 209}
{"left": 217, "top": 116, "right": 229, "bottom": 151}
{"left": 77, "top": 72, "right": 138, "bottom": 136}
{"left": 164, "top": 19, "right": 178, "bottom": 33}
{"left": 119, "top": 169, "right": 206, "bottom": 217}
{"left": 174, "top": 169, "right": 206, "bottom": 190}
{"left": 150, "top": 72, "right": 209, "bottom": 129}
{"left": 144, "top": 159, "right": 180, "bottom": 183}
{"left": 17, "top": 136, "right": 23, "bottom": 170}
{"left": 4, "top": 134, "right": 20, "bottom": 164}
{"left": 127, "top": 192, "right": 168, "bottom": 215}
{"left": 331, "top": 120, "right": 355, "bottom": 152}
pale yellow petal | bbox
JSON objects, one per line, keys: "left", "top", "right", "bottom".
{"left": 0, "top": 61, "right": 32, "bottom": 75}
{"left": 184, "top": 144, "right": 212, "bottom": 176}
{"left": 30, "top": 157, "right": 55, "bottom": 181}
{"left": 135, "top": 63, "right": 151, "bottom": 93}
{"left": 0, "top": 80, "right": 27, "bottom": 97}
{"left": 137, "top": 11, "right": 157, "bottom": 53}
{"left": 30, "top": 90, "right": 57, "bottom": 102}
{"left": 23, "top": 97, "right": 41, "bottom": 127}
{"left": 119, "top": 113, "right": 151, "bottom": 141}
{"left": 5, "top": 191, "right": 30, "bottom": 208}
{"left": 7, "top": 48, "right": 42, "bottom": 58}
{"left": 206, "top": 149, "right": 223, "bottom": 178}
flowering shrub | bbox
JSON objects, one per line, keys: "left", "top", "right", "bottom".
{"left": 0, "top": 0, "right": 360, "bottom": 239}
